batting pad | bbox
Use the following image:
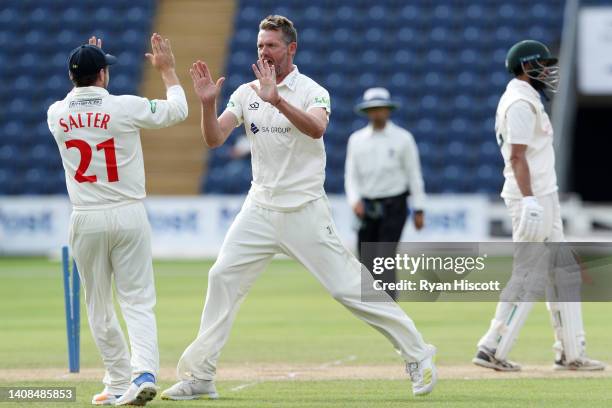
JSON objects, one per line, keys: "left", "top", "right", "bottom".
{"left": 494, "top": 302, "right": 534, "bottom": 361}
{"left": 545, "top": 245, "right": 586, "bottom": 362}
{"left": 547, "top": 301, "right": 585, "bottom": 363}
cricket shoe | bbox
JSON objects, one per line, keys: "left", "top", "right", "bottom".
{"left": 115, "top": 373, "right": 157, "bottom": 406}
{"left": 160, "top": 379, "right": 219, "bottom": 401}
{"left": 91, "top": 390, "right": 121, "bottom": 405}
{"left": 407, "top": 345, "right": 437, "bottom": 396}
{"left": 472, "top": 346, "right": 521, "bottom": 372}
{"left": 554, "top": 354, "right": 606, "bottom": 371}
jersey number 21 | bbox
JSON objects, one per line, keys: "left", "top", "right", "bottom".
{"left": 65, "top": 138, "right": 119, "bottom": 183}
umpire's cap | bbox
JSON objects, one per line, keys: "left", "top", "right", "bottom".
{"left": 68, "top": 45, "right": 117, "bottom": 77}
{"left": 354, "top": 87, "right": 400, "bottom": 114}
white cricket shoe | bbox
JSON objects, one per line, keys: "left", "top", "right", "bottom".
{"left": 472, "top": 346, "right": 521, "bottom": 372}
{"left": 115, "top": 373, "right": 157, "bottom": 406}
{"left": 554, "top": 354, "right": 606, "bottom": 371}
{"left": 91, "top": 390, "right": 121, "bottom": 405}
{"left": 407, "top": 345, "right": 437, "bottom": 396}
{"left": 160, "top": 379, "right": 219, "bottom": 401}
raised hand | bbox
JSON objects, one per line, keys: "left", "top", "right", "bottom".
{"left": 250, "top": 59, "right": 280, "bottom": 105}
{"left": 190, "top": 60, "right": 225, "bottom": 104}
{"left": 88, "top": 36, "right": 102, "bottom": 48}
{"left": 145, "top": 33, "right": 175, "bottom": 72}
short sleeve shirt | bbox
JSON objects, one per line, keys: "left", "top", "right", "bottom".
{"left": 47, "top": 85, "right": 187, "bottom": 208}
{"left": 223, "top": 65, "right": 331, "bottom": 210}
{"left": 495, "top": 79, "right": 557, "bottom": 199}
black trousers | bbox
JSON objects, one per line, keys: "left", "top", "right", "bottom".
{"left": 357, "top": 191, "right": 409, "bottom": 300}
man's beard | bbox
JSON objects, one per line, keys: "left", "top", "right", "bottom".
{"left": 272, "top": 60, "right": 285, "bottom": 77}
{"left": 528, "top": 77, "right": 547, "bottom": 91}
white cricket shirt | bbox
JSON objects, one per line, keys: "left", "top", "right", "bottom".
{"left": 224, "top": 65, "right": 331, "bottom": 210}
{"left": 47, "top": 85, "right": 188, "bottom": 209}
{"left": 344, "top": 121, "right": 426, "bottom": 209}
{"left": 495, "top": 79, "right": 557, "bottom": 199}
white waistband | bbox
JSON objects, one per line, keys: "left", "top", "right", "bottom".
{"left": 72, "top": 199, "right": 141, "bottom": 212}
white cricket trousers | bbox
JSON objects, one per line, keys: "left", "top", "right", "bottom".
{"left": 69, "top": 201, "right": 158, "bottom": 394}
{"left": 177, "top": 196, "right": 431, "bottom": 381}
{"left": 479, "top": 192, "right": 586, "bottom": 361}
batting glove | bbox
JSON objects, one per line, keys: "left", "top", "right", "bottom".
{"left": 516, "top": 196, "right": 545, "bottom": 242}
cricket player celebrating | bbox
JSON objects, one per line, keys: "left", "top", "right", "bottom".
{"left": 162, "top": 15, "right": 436, "bottom": 400}
{"left": 47, "top": 34, "right": 188, "bottom": 405}
{"left": 473, "top": 40, "right": 604, "bottom": 372}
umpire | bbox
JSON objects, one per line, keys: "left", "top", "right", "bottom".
{"left": 345, "top": 88, "right": 426, "bottom": 299}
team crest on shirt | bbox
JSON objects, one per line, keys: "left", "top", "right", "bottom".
{"left": 388, "top": 148, "right": 395, "bottom": 158}
{"left": 313, "top": 96, "right": 330, "bottom": 109}
{"left": 248, "top": 101, "right": 259, "bottom": 110}
{"left": 250, "top": 122, "right": 260, "bottom": 134}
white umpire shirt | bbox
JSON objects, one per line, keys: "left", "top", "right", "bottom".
{"left": 224, "top": 65, "right": 331, "bottom": 210}
{"left": 345, "top": 121, "right": 425, "bottom": 210}
{"left": 47, "top": 85, "right": 188, "bottom": 209}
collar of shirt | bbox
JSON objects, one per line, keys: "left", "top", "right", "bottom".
{"left": 365, "top": 120, "right": 398, "bottom": 138}
{"left": 69, "top": 86, "right": 110, "bottom": 97}
{"left": 276, "top": 65, "right": 299, "bottom": 91}
{"left": 507, "top": 78, "right": 540, "bottom": 100}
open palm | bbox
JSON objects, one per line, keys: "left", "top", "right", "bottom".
{"left": 250, "top": 59, "right": 279, "bottom": 105}
{"left": 145, "top": 33, "right": 175, "bottom": 71}
{"left": 190, "top": 60, "right": 225, "bottom": 104}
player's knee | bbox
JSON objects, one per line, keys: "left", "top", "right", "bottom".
{"left": 207, "top": 264, "right": 224, "bottom": 282}
{"left": 207, "top": 262, "right": 236, "bottom": 287}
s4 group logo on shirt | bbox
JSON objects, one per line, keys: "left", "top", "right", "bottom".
{"left": 248, "top": 101, "right": 259, "bottom": 110}
{"left": 250, "top": 122, "right": 260, "bottom": 134}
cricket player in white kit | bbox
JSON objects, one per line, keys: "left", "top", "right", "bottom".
{"left": 162, "top": 15, "right": 437, "bottom": 401}
{"left": 47, "top": 34, "right": 188, "bottom": 405}
{"left": 473, "top": 40, "right": 604, "bottom": 372}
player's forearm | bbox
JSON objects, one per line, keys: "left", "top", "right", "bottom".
{"left": 510, "top": 156, "right": 534, "bottom": 197}
{"left": 164, "top": 85, "right": 188, "bottom": 123}
{"left": 160, "top": 68, "right": 180, "bottom": 89}
{"left": 200, "top": 102, "right": 224, "bottom": 148}
{"left": 275, "top": 97, "right": 326, "bottom": 139}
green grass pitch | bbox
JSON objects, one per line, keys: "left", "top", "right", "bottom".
{"left": 0, "top": 257, "right": 610, "bottom": 407}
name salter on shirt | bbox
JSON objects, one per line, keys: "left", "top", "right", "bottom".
{"left": 47, "top": 85, "right": 187, "bottom": 209}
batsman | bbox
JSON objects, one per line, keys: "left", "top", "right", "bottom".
{"left": 473, "top": 40, "right": 605, "bottom": 372}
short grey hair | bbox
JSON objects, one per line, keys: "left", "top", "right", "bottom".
{"left": 259, "top": 15, "right": 297, "bottom": 45}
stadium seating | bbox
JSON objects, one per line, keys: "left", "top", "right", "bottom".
{"left": 203, "top": 0, "right": 566, "bottom": 195}
{"left": 1, "top": 1, "right": 585, "bottom": 196}
{"left": 0, "top": 0, "right": 156, "bottom": 194}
